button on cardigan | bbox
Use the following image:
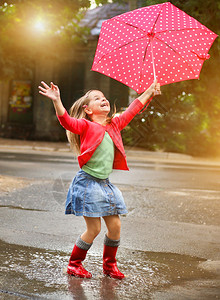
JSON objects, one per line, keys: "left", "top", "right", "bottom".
{"left": 57, "top": 98, "right": 144, "bottom": 171}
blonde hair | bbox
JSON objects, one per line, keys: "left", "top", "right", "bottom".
{"left": 66, "top": 90, "right": 116, "bottom": 154}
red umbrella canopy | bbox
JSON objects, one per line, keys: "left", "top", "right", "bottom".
{"left": 91, "top": 2, "right": 218, "bottom": 94}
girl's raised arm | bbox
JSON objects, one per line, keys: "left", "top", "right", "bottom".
{"left": 38, "top": 81, "right": 86, "bottom": 135}
{"left": 137, "top": 80, "right": 161, "bottom": 105}
{"left": 38, "top": 81, "right": 65, "bottom": 116}
{"left": 116, "top": 80, "right": 161, "bottom": 130}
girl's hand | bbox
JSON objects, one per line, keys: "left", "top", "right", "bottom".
{"left": 38, "top": 81, "right": 60, "bottom": 102}
{"left": 149, "top": 80, "right": 161, "bottom": 96}
{"left": 137, "top": 80, "right": 161, "bottom": 105}
{"left": 38, "top": 81, "right": 65, "bottom": 116}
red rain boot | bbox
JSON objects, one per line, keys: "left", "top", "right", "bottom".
{"left": 67, "top": 244, "right": 92, "bottom": 278}
{"left": 103, "top": 244, "right": 125, "bottom": 279}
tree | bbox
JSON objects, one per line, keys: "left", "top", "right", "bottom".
{"left": 0, "top": 0, "right": 91, "bottom": 79}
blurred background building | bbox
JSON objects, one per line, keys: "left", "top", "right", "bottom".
{"left": 0, "top": 3, "right": 130, "bottom": 141}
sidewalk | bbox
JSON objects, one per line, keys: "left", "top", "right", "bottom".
{"left": 1, "top": 137, "right": 220, "bottom": 168}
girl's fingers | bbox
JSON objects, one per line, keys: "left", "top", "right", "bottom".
{"left": 155, "top": 83, "right": 161, "bottom": 92}
{"left": 41, "top": 81, "right": 50, "bottom": 89}
{"left": 153, "top": 82, "right": 161, "bottom": 95}
{"left": 38, "top": 86, "right": 47, "bottom": 93}
{"left": 39, "top": 91, "right": 46, "bottom": 96}
{"left": 50, "top": 82, "right": 57, "bottom": 91}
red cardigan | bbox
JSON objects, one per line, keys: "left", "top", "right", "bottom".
{"left": 57, "top": 99, "right": 144, "bottom": 170}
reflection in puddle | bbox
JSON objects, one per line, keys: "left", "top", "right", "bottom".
{"left": 0, "top": 240, "right": 215, "bottom": 300}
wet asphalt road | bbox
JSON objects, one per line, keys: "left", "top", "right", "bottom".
{"left": 0, "top": 150, "right": 220, "bottom": 299}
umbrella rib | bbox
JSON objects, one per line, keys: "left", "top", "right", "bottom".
{"left": 151, "top": 2, "right": 166, "bottom": 34}
{"left": 156, "top": 27, "right": 214, "bottom": 36}
{"left": 154, "top": 36, "right": 196, "bottom": 76}
{"left": 114, "top": 18, "right": 147, "bottom": 35}
{"left": 139, "top": 39, "right": 151, "bottom": 88}
{"left": 114, "top": 4, "right": 165, "bottom": 37}
{"left": 93, "top": 36, "right": 147, "bottom": 68}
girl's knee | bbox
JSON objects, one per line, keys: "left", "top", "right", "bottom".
{"left": 90, "top": 225, "right": 101, "bottom": 238}
{"left": 112, "top": 219, "right": 121, "bottom": 234}
{"left": 83, "top": 217, "right": 101, "bottom": 241}
{"left": 86, "top": 221, "right": 101, "bottom": 239}
{"left": 104, "top": 215, "right": 121, "bottom": 235}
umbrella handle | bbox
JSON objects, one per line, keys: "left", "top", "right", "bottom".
{"left": 150, "top": 39, "right": 157, "bottom": 82}
{"left": 150, "top": 38, "right": 160, "bottom": 96}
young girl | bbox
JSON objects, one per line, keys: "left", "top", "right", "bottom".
{"left": 38, "top": 81, "right": 161, "bottom": 280}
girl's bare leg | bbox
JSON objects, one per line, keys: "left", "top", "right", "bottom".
{"left": 81, "top": 216, "right": 101, "bottom": 244}
{"left": 102, "top": 215, "right": 121, "bottom": 240}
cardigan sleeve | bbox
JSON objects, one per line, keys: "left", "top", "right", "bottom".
{"left": 116, "top": 99, "right": 144, "bottom": 131}
{"left": 57, "top": 110, "right": 87, "bottom": 135}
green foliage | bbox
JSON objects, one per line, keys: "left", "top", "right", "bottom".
{"left": 95, "top": 0, "right": 109, "bottom": 5}
{"left": 123, "top": 88, "right": 215, "bottom": 156}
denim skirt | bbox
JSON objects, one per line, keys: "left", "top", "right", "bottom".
{"left": 65, "top": 169, "right": 128, "bottom": 217}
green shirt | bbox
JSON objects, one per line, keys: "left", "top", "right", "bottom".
{"left": 82, "top": 131, "right": 114, "bottom": 179}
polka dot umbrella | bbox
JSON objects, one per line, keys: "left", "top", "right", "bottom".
{"left": 91, "top": 2, "right": 218, "bottom": 94}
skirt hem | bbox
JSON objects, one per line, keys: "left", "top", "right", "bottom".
{"left": 65, "top": 210, "right": 128, "bottom": 217}
{"left": 65, "top": 169, "right": 127, "bottom": 217}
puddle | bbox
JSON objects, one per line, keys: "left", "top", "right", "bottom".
{"left": 0, "top": 240, "right": 218, "bottom": 300}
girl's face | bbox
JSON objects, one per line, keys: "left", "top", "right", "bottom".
{"left": 87, "top": 90, "right": 110, "bottom": 115}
